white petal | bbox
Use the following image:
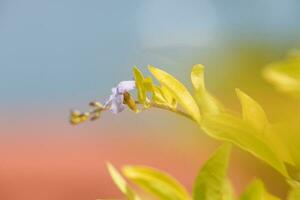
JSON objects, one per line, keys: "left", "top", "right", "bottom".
{"left": 104, "top": 80, "right": 135, "bottom": 113}
{"left": 104, "top": 87, "right": 117, "bottom": 107}
{"left": 110, "top": 94, "right": 125, "bottom": 114}
{"left": 117, "top": 80, "right": 136, "bottom": 94}
{"left": 111, "top": 87, "right": 118, "bottom": 94}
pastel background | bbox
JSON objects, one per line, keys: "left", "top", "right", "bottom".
{"left": 1, "top": 1, "right": 300, "bottom": 199}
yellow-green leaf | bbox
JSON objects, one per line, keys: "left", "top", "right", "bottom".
{"left": 148, "top": 65, "right": 201, "bottom": 123}
{"left": 193, "top": 144, "right": 232, "bottom": 200}
{"left": 123, "top": 165, "right": 191, "bottom": 200}
{"left": 153, "top": 85, "right": 168, "bottom": 104}
{"left": 142, "top": 77, "right": 167, "bottom": 105}
{"left": 287, "top": 186, "right": 300, "bottom": 200}
{"left": 264, "top": 124, "right": 295, "bottom": 166}
{"left": 236, "top": 89, "right": 268, "bottom": 133}
{"left": 235, "top": 90, "right": 294, "bottom": 166}
{"left": 143, "top": 77, "right": 154, "bottom": 91}
{"left": 276, "top": 122, "right": 300, "bottom": 169}
{"left": 222, "top": 179, "right": 235, "bottom": 200}
{"left": 133, "top": 67, "right": 146, "bottom": 104}
{"left": 240, "top": 179, "right": 280, "bottom": 200}
{"left": 263, "top": 50, "right": 300, "bottom": 98}
{"left": 191, "top": 64, "right": 221, "bottom": 115}
{"left": 201, "top": 113, "right": 288, "bottom": 178}
{"left": 161, "top": 85, "right": 177, "bottom": 108}
{"left": 107, "top": 163, "right": 141, "bottom": 200}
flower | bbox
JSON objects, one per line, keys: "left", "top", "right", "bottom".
{"left": 104, "top": 80, "right": 136, "bottom": 114}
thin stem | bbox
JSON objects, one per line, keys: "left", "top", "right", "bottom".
{"left": 85, "top": 100, "right": 195, "bottom": 123}
{"left": 90, "top": 107, "right": 106, "bottom": 114}
{"left": 137, "top": 101, "right": 196, "bottom": 122}
{"left": 151, "top": 103, "right": 195, "bottom": 122}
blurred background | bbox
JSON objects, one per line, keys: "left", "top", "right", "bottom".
{"left": 1, "top": 0, "right": 300, "bottom": 199}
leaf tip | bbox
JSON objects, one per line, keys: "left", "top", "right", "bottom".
{"left": 133, "top": 65, "right": 138, "bottom": 71}
{"left": 122, "top": 165, "right": 134, "bottom": 176}
{"left": 147, "top": 64, "right": 155, "bottom": 71}
{"left": 235, "top": 88, "right": 242, "bottom": 95}
{"left": 192, "top": 64, "right": 205, "bottom": 71}
{"left": 106, "top": 162, "right": 116, "bottom": 174}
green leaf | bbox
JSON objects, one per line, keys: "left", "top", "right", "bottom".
{"left": 201, "top": 113, "right": 289, "bottom": 178}
{"left": 264, "top": 124, "right": 295, "bottom": 166}
{"left": 148, "top": 65, "right": 201, "bottom": 123}
{"left": 265, "top": 122, "right": 300, "bottom": 181}
{"left": 287, "top": 186, "right": 300, "bottom": 200}
{"left": 222, "top": 179, "right": 235, "bottom": 200}
{"left": 263, "top": 50, "right": 300, "bottom": 98}
{"left": 235, "top": 90, "right": 294, "bottom": 166}
{"left": 235, "top": 89, "right": 268, "bottom": 133}
{"left": 123, "top": 165, "right": 191, "bottom": 200}
{"left": 240, "top": 179, "right": 280, "bottom": 200}
{"left": 275, "top": 122, "right": 300, "bottom": 169}
{"left": 143, "top": 77, "right": 154, "bottom": 91}
{"left": 142, "top": 77, "right": 168, "bottom": 105}
{"left": 193, "top": 144, "right": 232, "bottom": 200}
{"left": 191, "top": 64, "right": 221, "bottom": 115}
{"left": 161, "top": 85, "right": 177, "bottom": 108}
{"left": 107, "top": 163, "right": 141, "bottom": 200}
{"left": 133, "top": 67, "right": 147, "bottom": 104}
{"left": 153, "top": 85, "right": 168, "bottom": 104}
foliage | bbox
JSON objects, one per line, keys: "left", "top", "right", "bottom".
{"left": 123, "top": 165, "right": 191, "bottom": 200}
{"left": 107, "top": 144, "right": 233, "bottom": 200}
{"left": 192, "top": 144, "right": 232, "bottom": 200}
{"left": 239, "top": 179, "right": 280, "bottom": 200}
{"left": 263, "top": 50, "right": 300, "bottom": 99}
{"left": 106, "top": 162, "right": 141, "bottom": 200}
{"left": 72, "top": 51, "right": 300, "bottom": 199}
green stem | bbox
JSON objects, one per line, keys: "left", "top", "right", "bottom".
{"left": 86, "top": 101, "right": 195, "bottom": 123}
{"left": 140, "top": 102, "right": 195, "bottom": 122}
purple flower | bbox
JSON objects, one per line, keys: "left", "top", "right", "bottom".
{"left": 104, "top": 80, "right": 136, "bottom": 114}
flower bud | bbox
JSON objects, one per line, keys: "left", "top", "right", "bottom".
{"left": 123, "top": 92, "right": 138, "bottom": 112}
{"left": 70, "top": 110, "right": 90, "bottom": 125}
